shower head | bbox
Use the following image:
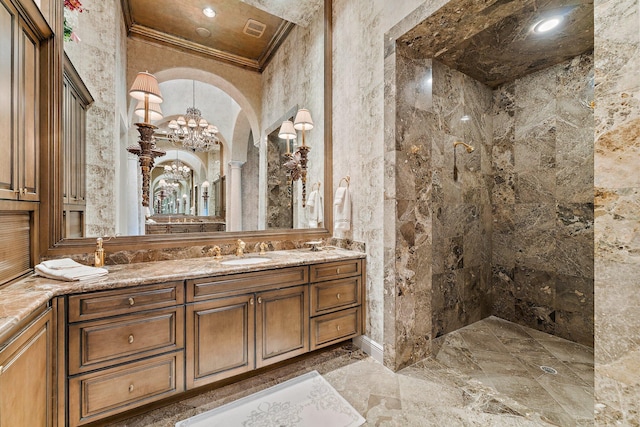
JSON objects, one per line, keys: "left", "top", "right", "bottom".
{"left": 453, "top": 141, "right": 475, "bottom": 153}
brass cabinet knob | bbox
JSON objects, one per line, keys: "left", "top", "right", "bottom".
{"left": 128, "top": 334, "right": 134, "bottom": 344}
{"left": 128, "top": 384, "right": 134, "bottom": 393}
{"left": 128, "top": 297, "right": 135, "bottom": 306}
{"left": 336, "top": 293, "right": 341, "bottom": 300}
{"left": 257, "top": 297, "right": 262, "bottom": 304}
{"left": 249, "top": 297, "right": 254, "bottom": 305}
{"left": 337, "top": 325, "right": 341, "bottom": 331}
{"left": 336, "top": 268, "right": 341, "bottom": 274}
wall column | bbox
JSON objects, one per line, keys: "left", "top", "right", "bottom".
{"left": 227, "top": 161, "right": 245, "bottom": 231}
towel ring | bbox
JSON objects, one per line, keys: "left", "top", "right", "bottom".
{"left": 311, "top": 181, "right": 321, "bottom": 192}
{"left": 338, "top": 176, "right": 350, "bottom": 188}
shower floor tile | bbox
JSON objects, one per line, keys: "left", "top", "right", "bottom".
{"left": 107, "top": 316, "right": 593, "bottom": 426}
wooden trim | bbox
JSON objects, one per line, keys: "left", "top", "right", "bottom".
{"left": 257, "top": 20, "right": 295, "bottom": 71}
{"left": 324, "top": 0, "right": 333, "bottom": 235}
{"left": 53, "top": 296, "right": 66, "bottom": 427}
{"left": 40, "top": 0, "right": 334, "bottom": 258}
{"left": 63, "top": 53, "right": 94, "bottom": 107}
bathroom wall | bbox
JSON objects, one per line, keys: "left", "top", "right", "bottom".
{"left": 266, "top": 133, "right": 293, "bottom": 228}
{"left": 491, "top": 53, "right": 595, "bottom": 346}
{"left": 429, "top": 60, "right": 494, "bottom": 339}
{"left": 392, "top": 52, "right": 494, "bottom": 365}
{"left": 593, "top": 0, "right": 640, "bottom": 422}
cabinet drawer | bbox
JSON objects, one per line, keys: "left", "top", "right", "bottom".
{"left": 68, "top": 282, "right": 184, "bottom": 322}
{"left": 310, "top": 277, "right": 361, "bottom": 316}
{"left": 68, "top": 351, "right": 184, "bottom": 427}
{"left": 187, "top": 266, "right": 308, "bottom": 302}
{"left": 310, "top": 259, "right": 362, "bottom": 282}
{"left": 68, "top": 307, "right": 184, "bottom": 375}
{"left": 311, "top": 307, "right": 360, "bottom": 350}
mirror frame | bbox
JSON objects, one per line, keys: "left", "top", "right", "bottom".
{"left": 40, "top": 0, "right": 333, "bottom": 256}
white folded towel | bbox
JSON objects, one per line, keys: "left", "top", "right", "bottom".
{"left": 35, "top": 258, "right": 108, "bottom": 281}
{"left": 334, "top": 186, "right": 351, "bottom": 232}
{"left": 41, "top": 258, "right": 85, "bottom": 270}
{"left": 307, "top": 190, "right": 323, "bottom": 228}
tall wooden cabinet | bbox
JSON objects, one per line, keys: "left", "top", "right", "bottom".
{"left": 0, "top": 307, "right": 53, "bottom": 427}
{"left": 0, "top": 0, "right": 41, "bottom": 202}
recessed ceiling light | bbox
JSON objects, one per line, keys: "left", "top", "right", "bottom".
{"left": 202, "top": 7, "right": 216, "bottom": 18}
{"left": 533, "top": 16, "right": 563, "bottom": 33}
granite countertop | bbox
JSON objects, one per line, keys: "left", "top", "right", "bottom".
{"left": 0, "top": 247, "right": 365, "bottom": 344}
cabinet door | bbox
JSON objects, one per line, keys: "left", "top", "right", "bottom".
{"left": 186, "top": 294, "right": 255, "bottom": 389}
{"left": 0, "top": 309, "right": 52, "bottom": 427}
{"left": 17, "top": 21, "right": 39, "bottom": 201}
{"left": 0, "top": 0, "right": 18, "bottom": 200}
{"left": 256, "top": 285, "right": 309, "bottom": 368}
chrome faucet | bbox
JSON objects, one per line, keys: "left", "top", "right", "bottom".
{"left": 236, "top": 239, "right": 246, "bottom": 257}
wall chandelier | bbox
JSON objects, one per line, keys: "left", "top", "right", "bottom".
{"left": 165, "top": 81, "right": 220, "bottom": 152}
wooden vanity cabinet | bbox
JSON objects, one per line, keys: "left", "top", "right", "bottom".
{"left": 186, "top": 267, "right": 309, "bottom": 389}
{"left": 309, "top": 260, "right": 363, "bottom": 350}
{"left": 0, "top": 307, "right": 53, "bottom": 427}
{"left": 65, "top": 282, "right": 185, "bottom": 427}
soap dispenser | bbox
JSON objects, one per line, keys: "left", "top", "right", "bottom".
{"left": 94, "top": 237, "right": 105, "bottom": 267}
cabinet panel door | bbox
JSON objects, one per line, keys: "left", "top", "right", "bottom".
{"left": 186, "top": 294, "right": 255, "bottom": 389}
{"left": 256, "top": 285, "right": 309, "bottom": 368}
{"left": 17, "top": 22, "right": 38, "bottom": 200}
{"left": 0, "top": 309, "right": 52, "bottom": 427}
{"left": 0, "top": 0, "right": 17, "bottom": 200}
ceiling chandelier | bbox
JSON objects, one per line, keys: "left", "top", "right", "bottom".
{"left": 163, "top": 160, "right": 190, "bottom": 180}
{"left": 165, "top": 81, "right": 220, "bottom": 152}
{"left": 162, "top": 152, "right": 191, "bottom": 180}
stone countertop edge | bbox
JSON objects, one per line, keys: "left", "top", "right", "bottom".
{"left": 0, "top": 248, "right": 365, "bottom": 343}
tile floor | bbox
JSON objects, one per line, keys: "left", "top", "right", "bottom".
{"left": 108, "top": 316, "right": 593, "bottom": 426}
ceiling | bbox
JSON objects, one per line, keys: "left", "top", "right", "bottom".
{"left": 121, "top": 0, "right": 322, "bottom": 72}
{"left": 398, "top": 0, "right": 594, "bottom": 88}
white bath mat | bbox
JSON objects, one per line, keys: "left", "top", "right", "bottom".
{"left": 176, "top": 370, "right": 365, "bottom": 427}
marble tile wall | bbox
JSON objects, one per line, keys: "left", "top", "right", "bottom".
{"left": 429, "top": 59, "right": 494, "bottom": 339}
{"left": 266, "top": 133, "right": 293, "bottom": 228}
{"left": 593, "top": 0, "right": 640, "bottom": 423}
{"left": 491, "top": 54, "right": 595, "bottom": 347}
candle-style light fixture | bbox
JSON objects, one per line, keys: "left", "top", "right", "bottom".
{"left": 127, "top": 71, "right": 166, "bottom": 207}
{"left": 201, "top": 180, "right": 210, "bottom": 216}
{"left": 279, "top": 108, "right": 313, "bottom": 207}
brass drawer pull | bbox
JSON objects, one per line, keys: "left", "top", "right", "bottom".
{"left": 336, "top": 325, "right": 342, "bottom": 331}
{"left": 250, "top": 297, "right": 254, "bottom": 305}
{"left": 128, "top": 384, "right": 134, "bottom": 393}
{"left": 128, "top": 297, "right": 135, "bottom": 306}
{"left": 128, "top": 334, "right": 134, "bottom": 344}
{"left": 257, "top": 297, "right": 262, "bottom": 304}
{"left": 336, "top": 293, "right": 341, "bottom": 300}
{"left": 336, "top": 268, "right": 341, "bottom": 274}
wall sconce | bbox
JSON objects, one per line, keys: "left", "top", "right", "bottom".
{"left": 127, "top": 71, "right": 166, "bottom": 207}
{"left": 201, "top": 180, "right": 210, "bottom": 216}
{"left": 279, "top": 108, "right": 313, "bottom": 207}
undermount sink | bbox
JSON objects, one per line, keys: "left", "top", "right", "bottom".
{"left": 220, "top": 257, "right": 271, "bottom": 266}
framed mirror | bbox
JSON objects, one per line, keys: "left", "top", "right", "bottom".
{"left": 42, "top": 0, "right": 332, "bottom": 256}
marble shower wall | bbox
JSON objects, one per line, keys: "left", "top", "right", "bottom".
{"left": 491, "top": 54, "right": 595, "bottom": 347}
{"left": 429, "top": 60, "right": 493, "bottom": 339}
{"left": 593, "top": 0, "right": 640, "bottom": 423}
{"left": 391, "top": 53, "right": 493, "bottom": 368}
